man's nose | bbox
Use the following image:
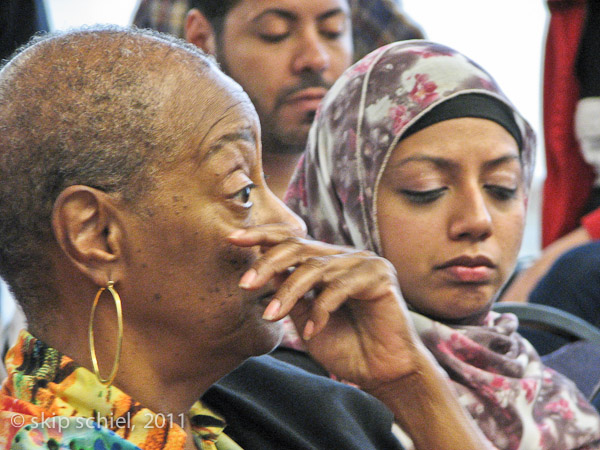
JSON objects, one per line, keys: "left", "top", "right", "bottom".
{"left": 292, "top": 29, "right": 330, "bottom": 74}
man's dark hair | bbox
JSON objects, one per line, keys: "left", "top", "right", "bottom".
{"left": 189, "top": 0, "right": 241, "bottom": 38}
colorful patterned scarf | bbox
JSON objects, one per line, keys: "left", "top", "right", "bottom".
{"left": 284, "top": 40, "right": 600, "bottom": 450}
{"left": 0, "top": 331, "right": 241, "bottom": 450}
{"left": 284, "top": 40, "right": 536, "bottom": 254}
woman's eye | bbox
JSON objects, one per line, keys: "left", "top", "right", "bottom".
{"left": 486, "top": 185, "right": 518, "bottom": 201}
{"left": 232, "top": 184, "right": 256, "bottom": 207}
{"left": 401, "top": 188, "right": 446, "bottom": 204}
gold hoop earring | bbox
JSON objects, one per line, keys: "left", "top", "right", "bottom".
{"left": 88, "top": 281, "right": 123, "bottom": 386}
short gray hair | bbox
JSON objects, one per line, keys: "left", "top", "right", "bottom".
{"left": 0, "top": 25, "right": 225, "bottom": 319}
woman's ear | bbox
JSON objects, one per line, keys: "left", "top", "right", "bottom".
{"left": 52, "top": 186, "right": 124, "bottom": 286}
{"left": 185, "top": 8, "right": 217, "bottom": 55}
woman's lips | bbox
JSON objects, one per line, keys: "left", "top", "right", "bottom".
{"left": 442, "top": 265, "right": 493, "bottom": 283}
{"left": 436, "top": 255, "right": 495, "bottom": 283}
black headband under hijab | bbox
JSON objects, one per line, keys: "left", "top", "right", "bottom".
{"left": 402, "top": 93, "right": 523, "bottom": 150}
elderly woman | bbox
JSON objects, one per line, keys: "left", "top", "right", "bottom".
{"left": 0, "top": 27, "right": 499, "bottom": 450}
{"left": 283, "top": 40, "right": 600, "bottom": 449}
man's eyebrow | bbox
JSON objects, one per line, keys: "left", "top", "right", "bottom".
{"left": 317, "top": 8, "right": 348, "bottom": 22}
{"left": 252, "top": 8, "right": 297, "bottom": 23}
{"left": 200, "top": 128, "right": 257, "bottom": 165}
{"left": 252, "top": 7, "right": 348, "bottom": 24}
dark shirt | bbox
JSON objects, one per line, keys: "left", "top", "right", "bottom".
{"left": 204, "top": 353, "right": 405, "bottom": 450}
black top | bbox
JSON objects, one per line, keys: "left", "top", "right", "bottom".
{"left": 203, "top": 351, "right": 405, "bottom": 450}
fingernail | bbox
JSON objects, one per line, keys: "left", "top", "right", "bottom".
{"left": 228, "top": 229, "right": 245, "bottom": 239}
{"left": 303, "top": 320, "right": 314, "bottom": 341}
{"left": 239, "top": 269, "right": 257, "bottom": 289}
{"left": 262, "top": 299, "right": 281, "bottom": 320}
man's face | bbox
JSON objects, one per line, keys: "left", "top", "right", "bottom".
{"left": 217, "top": 0, "right": 353, "bottom": 154}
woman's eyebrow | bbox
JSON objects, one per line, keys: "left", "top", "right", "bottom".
{"left": 388, "top": 154, "right": 520, "bottom": 171}
{"left": 318, "top": 8, "right": 349, "bottom": 23}
{"left": 482, "top": 154, "right": 521, "bottom": 171}
{"left": 200, "top": 127, "right": 257, "bottom": 165}
{"left": 389, "top": 155, "right": 456, "bottom": 171}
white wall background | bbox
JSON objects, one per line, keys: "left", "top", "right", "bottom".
{"left": 44, "top": 0, "right": 140, "bottom": 29}
{"left": 43, "top": 0, "right": 549, "bottom": 258}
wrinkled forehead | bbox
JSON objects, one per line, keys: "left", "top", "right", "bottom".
{"left": 175, "top": 67, "right": 260, "bottom": 158}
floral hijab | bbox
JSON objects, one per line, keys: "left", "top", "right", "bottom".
{"left": 284, "top": 40, "right": 536, "bottom": 255}
{"left": 283, "top": 41, "right": 600, "bottom": 450}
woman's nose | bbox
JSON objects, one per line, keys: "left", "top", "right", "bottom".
{"left": 260, "top": 187, "right": 307, "bottom": 237}
{"left": 448, "top": 188, "right": 493, "bottom": 241}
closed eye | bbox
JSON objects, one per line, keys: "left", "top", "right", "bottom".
{"left": 320, "top": 30, "right": 343, "bottom": 40}
{"left": 401, "top": 188, "right": 447, "bottom": 204}
{"left": 485, "top": 185, "right": 518, "bottom": 201}
{"left": 259, "top": 33, "right": 289, "bottom": 43}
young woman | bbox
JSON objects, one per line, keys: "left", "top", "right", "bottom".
{"left": 284, "top": 40, "right": 600, "bottom": 450}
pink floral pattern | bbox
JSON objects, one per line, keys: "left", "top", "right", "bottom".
{"left": 284, "top": 41, "right": 600, "bottom": 449}
{"left": 284, "top": 40, "right": 536, "bottom": 253}
{"left": 410, "top": 310, "right": 600, "bottom": 449}
{"left": 408, "top": 73, "right": 438, "bottom": 106}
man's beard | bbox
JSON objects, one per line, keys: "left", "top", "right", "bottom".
{"left": 218, "top": 48, "right": 330, "bottom": 156}
{"left": 262, "top": 71, "right": 330, "bottom": 155}
{"left": 258, "top": 108, "right": 316, "bottom": 156}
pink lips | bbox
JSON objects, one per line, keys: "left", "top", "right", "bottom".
{"left": 436, "top": 255, "right": 495, "bottom": 283}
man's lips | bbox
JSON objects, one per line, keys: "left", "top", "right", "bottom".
{"left": 285, "top": 87, "right": 328, "bottom": 102}
{"left": 283, "top": 87, "right": 327, "bottom": 111}
{"left": 435, "top": 255, "right": 496, "bottom": 283}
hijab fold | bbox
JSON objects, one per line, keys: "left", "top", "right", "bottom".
{"left": 284, "top": 40, "right": 600, "bottom": 450}
{"left": 285, "top": 40, "right": 536, "bottom": 256}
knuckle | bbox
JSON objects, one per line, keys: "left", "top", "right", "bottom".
{"left": 379, "top": 257, "right": 398, "bottom": 275}
{"left": 281, "top": 236, "right": 306, "bottom": 254}
{"left": 304, "top": 255, "right": 331, "bottom": 270}
{"left": 311, "top": 294, "right": 332, "bottom": 316}
{"left": 251, "top": 253, "right": 268, "bottom": 270}
{"left": 295, "top": 220, "right": 308, "bottom": 237}
{"left": 355, "top": 249, "right": 378, "bottom": 258}
{"left": 363, "top": 253, "right": 397, "bottom": 274}
{"left": 326, "top": 276, "right": 348, "bottom": 292}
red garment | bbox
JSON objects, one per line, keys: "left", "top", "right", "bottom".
{"left": 542, "top": 0, "right": 594, "bottom": 247}
{"left": 582, "top": 207, "right": 600, "bottom": 239}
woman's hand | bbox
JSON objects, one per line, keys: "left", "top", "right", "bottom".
{"left": 229, "top": 224, "right": 495, "bottom": 450}
{"left": 228, "top": 223, "right": 424, "bottom": 389}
